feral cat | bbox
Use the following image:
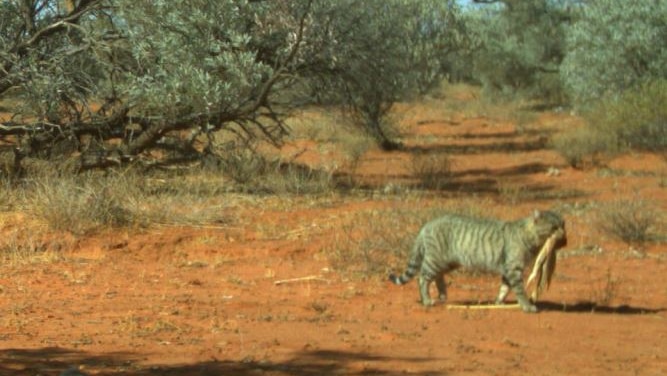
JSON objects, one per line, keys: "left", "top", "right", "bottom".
{"left": 389, "top": 210, "right": 566, "bottom": 313}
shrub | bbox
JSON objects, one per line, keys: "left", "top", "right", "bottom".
{"left": 597, "top": 199, "right": 659, "bottom": 246}
{"left": 551, "top": 80, "right": 667, "bottom": 166}
{"left": 327, "top": 208, "right": 436, "bottom": 279}
{"left": 259, "top": 162, "right": 335, "bottom": 195}
{"left": 561, "top": 0, "right": 667, "bottom": 105}
{"left": 214, "top": 143, "right": 270, "bottom": 186}
{"left": 549, "top": 126, "right": 618, "bottom": 168}
{"left": 466, "top": 0, "right": 569, "bottom": 102}
{"left": 409, "top": 152, "right": 453, "bottom": 190}
{"left": 587, "top": 80, "right": 667, "bottom": 154}
{"left": 28, "top": 173, "right": 137, "bottom": 235}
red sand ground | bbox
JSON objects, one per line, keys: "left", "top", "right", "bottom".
{"left": 1, "top": 105, "right": 666, "bottom": 375}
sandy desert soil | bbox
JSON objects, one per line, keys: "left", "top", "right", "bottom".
{"left": 1, "top": 98, "right": 666, "bottom": 375}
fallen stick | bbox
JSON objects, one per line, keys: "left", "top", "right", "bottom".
{"left": 446, "top": 303, "right": 521, "bottom": 310}
{"left": 274, "top": 275, "right": 328, "bottom": 285}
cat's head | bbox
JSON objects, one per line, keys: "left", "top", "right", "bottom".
{"left": 530, "top": 210, "right": 567, "bottom": 249}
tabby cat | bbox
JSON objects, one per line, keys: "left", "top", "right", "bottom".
{"left": 389, "top": 210, "right": 566, "bottom": 313}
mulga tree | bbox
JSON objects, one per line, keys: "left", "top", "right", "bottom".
{"left": 466, "top": 0, "right": 571, "bottom": 102}
{"left": 0, "top": 0, "right": 316, "bottom": 173}
{"left": 304, "top": 0, "right": 465, "bottom": 150}
{"left": 0, "top": 0, "right": 466, "bottom": 171}
{"left": 556, "top": 0, "right": 667, "bottom": 158}
{"left": 560, "top": 0, "right": 667, "bottom": 105}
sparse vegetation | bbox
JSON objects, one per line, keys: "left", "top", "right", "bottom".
{"left": 0, "top": 1, "right": 665, "bottom": 371}
{"left": 596, "top": 198, "right": 660, "bottom": 246}
{"left": 0, "top": 229, "right": 64, "bottom": 266}
{"left": 497, "top": 180, "right": 528, "bottom": 205}
{"left": 549, "top": 126, "right": 617, "bottom": 168}
{"left": 588, "top": 268, "right": 620, "bottom": 308}
{"left": 326, "top": 201, "right": 488, "bottom": 280}
{"left": 551, "top": 80, "right": 667, "bottom": 166}
{"left": 28, "top": 173, "right": 137, "bottom": 235}
{"left": 409, "top": 152, "right": 454, "bottom": 190}
{"left": 327, "top": 208, "right": 435, "bottom": 279}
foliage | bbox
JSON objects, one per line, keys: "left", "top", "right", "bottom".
{"left": 465, "top": 0, "right": 570, "bottom": 102}
{"left": 561, "top": 0, "right": 667, "bottom": 105}
{"left": 305, "top": 0, "right": 465, "bottom": 150}
{"left": 0, "top": 1, "right": 315, "bottom": 172}
{"left": 586, "top": 80, "right": 667, "bottom": 154}
{"left": 551, "top": 79, "right": 667, "bottom": 166}
{"left": 0, "top": 0, "right": 467, "bottom": 170}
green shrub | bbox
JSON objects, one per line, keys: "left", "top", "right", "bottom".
{"left": 561, "top": 0, "right": 667, "bottom": 104}
{"left": 587, "top": 80, "right": 667, "bottom": 154}
{"left": 550, "top": 126, "right": 618, "bottom": 168}
{"left": 551, "top": 80, "right": 667, "bottom": 166}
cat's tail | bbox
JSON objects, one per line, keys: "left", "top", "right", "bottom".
{"left": 388, "top": 240, "right": 424, "bottom": 285}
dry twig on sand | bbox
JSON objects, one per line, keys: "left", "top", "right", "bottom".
{"left": 274, "top": 275, "right": 328, "bottom": 285}
{"left": 446, "top": 303, "right": 521, "bottom": 310}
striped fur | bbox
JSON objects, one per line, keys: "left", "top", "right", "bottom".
{"left": 389, "top": 210, "right": 566, "bottom": 313}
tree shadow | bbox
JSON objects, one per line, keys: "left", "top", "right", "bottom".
{"left": 0, "top": 348, "right": 443, "bottom": 376}
{"left": 403, "top": 134, "right": 549, "bottom": 155}
{"left": 337, "top": 160, "right": 588, "bottom": 200}
{"left": 0, "top": 347, "right": 137, "bottom": 376}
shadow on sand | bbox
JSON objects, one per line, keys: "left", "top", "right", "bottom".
{"left": 447, "top": 300, "right": 665, "bottom": 315}
{"left": 0, "top": 348, "right": 442, "bottom": 376}
{"left": 537, "top": 300, "right": 666, "bottom": 315}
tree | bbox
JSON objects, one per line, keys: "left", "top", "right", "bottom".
{"left": 0, "top": 0, "right": 466, "bottom": 172}
{"left": 465, "top": 0, "right": 570, "bottom": 101}
{"left": 303, "top": 0, "right": 465, "bottom": 150}
{"left": 0, "top": 0, "right": 314, "bottom": 173}
{"left": 560, "top": 0, "right": 667, "bottom": 105}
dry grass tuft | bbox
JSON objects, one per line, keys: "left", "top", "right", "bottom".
{"left": 26, "top": 172, "right": 138, "bottom": 235}
{"left": 596, "top": 198, "right": 661, "bottom": 247}
{"left": 588, "top": 268, "right": 620, "bottom": 308}
{"left": 409, "top": 152, "right": 453, "bottom": 190}
{"left": 0, "top": 229, "right": 65, "bottom": 266}
{"left": 549, "top": 126, "right": 616, "bottom": 168}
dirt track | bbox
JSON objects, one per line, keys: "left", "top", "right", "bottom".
{"left": 1, "top": 105, "right": 666, "bottom": 375}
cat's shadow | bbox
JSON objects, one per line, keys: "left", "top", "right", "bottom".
{"left": 446, "top": 300, "right": 665, "bottom": 315}
{"left": 537, "top": 300, "right": 665, "bottom": 315}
